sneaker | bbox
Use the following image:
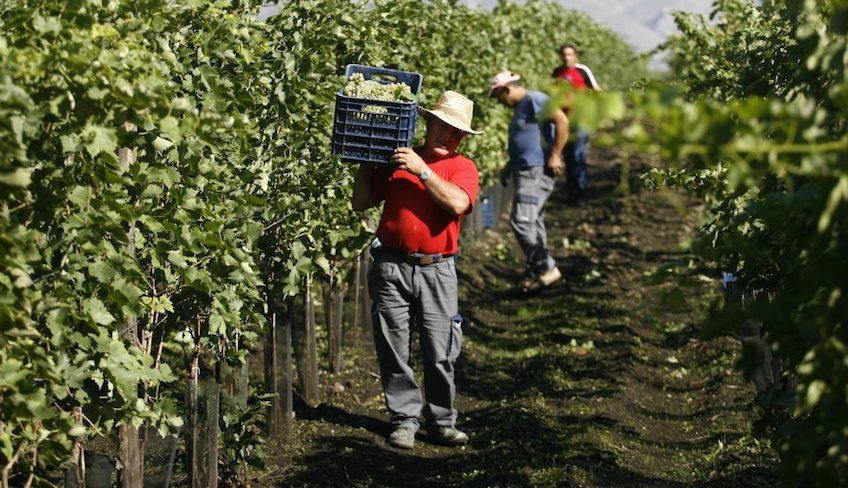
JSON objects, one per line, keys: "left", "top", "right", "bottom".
{"left": 427, "top": 426, "right": 468, "bottom": 446}
{"left": 387, "top": 425, "right": 417, "bottom": 449}
{"left": 524, "top": 267, "right": 562, "bottom": 292}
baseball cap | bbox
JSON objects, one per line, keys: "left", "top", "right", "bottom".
{"left": 490, "top": 70, "right": 520, "bottom": 96}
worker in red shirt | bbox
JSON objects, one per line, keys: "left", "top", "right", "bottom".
{"left": 352, "top": 91, "right": 482, "bottom": 450}
{"left": 552, "top": 44, "right": 601, "bottom": 204}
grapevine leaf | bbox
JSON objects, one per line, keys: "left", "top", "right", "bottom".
{"left": 84, "top": 125, "right": 118, "bottom": 157}
{"left": 86, "top": 297, "right": 116, "bottom": 326}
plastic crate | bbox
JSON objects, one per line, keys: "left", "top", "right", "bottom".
{"left": 332, "top": 65, "right": 424, "bottom": 164}
{"left": 480, "top": 196, "right": 496, "bottom": 228}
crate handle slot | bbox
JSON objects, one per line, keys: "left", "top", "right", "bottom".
{"left": 370, "top": 74, "right": 398, "bottom": 83}
{"left": 343, "top": 64, "right": 424, "bottom": 95}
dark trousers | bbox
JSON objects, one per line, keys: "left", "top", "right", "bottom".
{"left": 564, "top": 130, "right": 590, "bottom": 199}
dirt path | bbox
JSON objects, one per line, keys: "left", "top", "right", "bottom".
{"left": 263, "top": 151, "right": 779, "bottom": 487}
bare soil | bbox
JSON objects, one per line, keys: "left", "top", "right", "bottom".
{"left": 261, "top": 150, "right": 780, "bottom": 487}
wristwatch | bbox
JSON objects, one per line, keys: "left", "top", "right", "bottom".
{"left": 419, "top": 169, "right": 433, "bottom": 183}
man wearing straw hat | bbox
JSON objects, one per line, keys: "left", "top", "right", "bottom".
{"left": 490, "top": 70, "right": 569, "bottom": 292}
{"left": 352, "top": 90, "right": 483, "bottom": 450}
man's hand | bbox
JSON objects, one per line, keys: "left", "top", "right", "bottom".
{"left": 500, "top": 165, "right": 511, "bottom": 187}
{"left": 546, "top": 152, "right": 564, "bottom": 178}
{"left": 390, "top": 147, "right": 428, "bottom": 176}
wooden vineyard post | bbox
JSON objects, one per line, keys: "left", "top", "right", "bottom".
{"left": 265, "top": 302, "right": 283, "bottom": 437}
{"left": 352, "top": 251, "right": 362, "bottom": 331}
{"left": 498, "top": 183, "right": 513, "bottom": 227}
{"left": 281, "top": 296, "right": 295, "bottom": 435}
{"left": 191, "top": 371, "right": 220, "bottom": 488}
{"left": 265, "top": 297, "right": 294, "bottom": 438}
{"left": 204, "top": 368, "right": 220, "bottom": 488}
{"left": 222, "top": 344, "right": 249, "bottom": 409}
{"left": 489, "top": 185, "right": 496, "bottom": 223}
{"left": 360, "top": 251, "right": 374, "bottom": 334}
{"left": 472, "top": 190, "right": 483, "bottom": 237}
{"left": 325, "top": 271, "right": 344, "bottom": 374}
{"left": 118, "top": 126, "right": 142, "bottom": 488}
{"left": 118, "top": 402, "right": 142, "bottom": 487}
{"left": 186, "top": 317, "right": 220, "bottom": 488}
{"left": 186, "top": 319, "right": 199, "bottom": 488}
{"left": 332, "top": 282, "right": 344, "bottom": 374}
{"left": 301, "top": 277, "right": 320, "bottom": 406}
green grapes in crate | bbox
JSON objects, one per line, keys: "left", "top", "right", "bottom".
{"left": 361, "top": 105, "right": 389, "bottom": 114}
{"left": 343, "top": 73, "right": 415, "bottom": 102}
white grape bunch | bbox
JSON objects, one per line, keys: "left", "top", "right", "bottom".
{"left": 361, "top": 105, "right": 389, "bottom": 114}
{"left": 344, "top": 73, "right": 415, "bottom": 102}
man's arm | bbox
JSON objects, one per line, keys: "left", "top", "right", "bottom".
{"left": 391, "top": 147, "right": 471, "bottom": 216}
{"left": 421, "top": 173, "right": 471, "bottom": 216}
{"left": 351, "top": 164, "right": 381, "bottom": 211}
{"left": 550, "top": 107, "right": 569, "bottom": 155}
{"left": 546, "top": 107, "right": 569, "bottom": 177}
{"left": 577, "top": 64, "right": 602, "bottom": 91}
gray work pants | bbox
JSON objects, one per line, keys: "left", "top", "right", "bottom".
{"left": 510, "top": 166, "right": 557, "bottom": 277}
{"left": 370, "top": 250, "right": 463, "bottom": 430}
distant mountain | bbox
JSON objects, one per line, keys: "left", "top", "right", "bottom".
{"left": 549, "top": 1, "right": 713, "bottom": 52}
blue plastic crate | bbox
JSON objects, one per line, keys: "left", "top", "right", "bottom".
{"left": 332, "top": 65, "right": 423, "bottom": 164}
{"left": 480, "top": 196, "right": 496, "bottom": 228}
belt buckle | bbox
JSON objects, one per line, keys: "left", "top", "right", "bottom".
{"left": 407, "top": 253, "right": 439, "bottom": 266}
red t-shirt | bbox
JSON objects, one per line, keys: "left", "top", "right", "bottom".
{"left": 372, "top": 151, "right": 479, "bottom": 255}
{"left": 552, "top": 65, "right": 589, "bottom": 90}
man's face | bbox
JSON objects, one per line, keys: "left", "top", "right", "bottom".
{"left": 493, "top": 86, "right": 514, "bottom": 107}
{"left": 425, "top": 116, "right": 466, "bottom": 157}
{"left": 560, "top": 47, "right": 578, "bottom": 67}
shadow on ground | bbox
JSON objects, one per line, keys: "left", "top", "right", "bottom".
{"left": 263, "top": 150, "right": 780, "bottom": 487}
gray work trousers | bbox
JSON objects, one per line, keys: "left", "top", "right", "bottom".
{"left": 370, "top": 250, "right": 463, "bottom": 430}
{"left": 510, "top": 166, "right": 557, "bottom": 277}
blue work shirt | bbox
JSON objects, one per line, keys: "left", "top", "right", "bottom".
{"left": 508, "top": 90, "right": 555, "bottom": 169}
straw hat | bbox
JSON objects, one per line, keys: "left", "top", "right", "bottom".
{"left": 418, "top": 90, "right": 484, "bottom": 135}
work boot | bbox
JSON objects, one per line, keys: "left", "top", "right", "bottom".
{"left": 387, "top": 425, "right": 417, "bottom": 449}
{"left": 518, "top": 275, "right": 535, "bottom": 291}
{"left": 524, "top": 266, "right": 562, "bottom": 292}
{"left": 428, "top": 426, "right": 468, "bottom": 446}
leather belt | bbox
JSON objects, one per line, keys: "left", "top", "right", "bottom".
{"left": 374, "top": 246, "right": 453, "bottom": 266}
